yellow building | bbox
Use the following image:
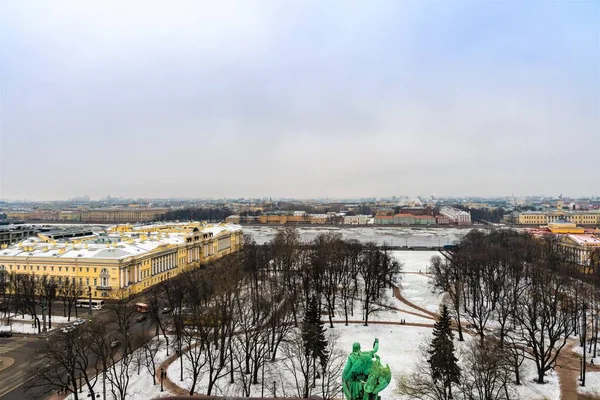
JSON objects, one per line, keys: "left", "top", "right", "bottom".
{"left": 561, "top": 234, "right": 600, "bottom": 271}
{"left": 518, "top": 212, "right": 548, "bottom": 225}
{"left": 0, "top": 223, "right": 243, "bottom": 300}
{"left": 546, "top": 220, "right": 585, "bottom": 234}
{"left": 80, "top": 208, "right": 168, "bottom": 223}
{"left": 519, "top": 211, "right": 600, "bottom": 226}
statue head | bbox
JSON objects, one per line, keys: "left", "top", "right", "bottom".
{"left": 352, "top": 342, "right": 361, "bottom": 353}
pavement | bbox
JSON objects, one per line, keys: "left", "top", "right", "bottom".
{"left": 0, "top": 357, "right": 14, "bottom": 372}
{"left": 0, "top": 335, "right": 47, "bottom": 399}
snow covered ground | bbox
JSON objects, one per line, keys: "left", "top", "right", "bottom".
{"left": 0, "top": 313, "right": 73, "bottom": 334}
{"left": 397, "top": 273, "right": 442, "bottom": 314}
{"left": 515, "top": 359, "right": 561, "bottom": 400}
{"left": 390, "top": 250, "right": 440, "bottom": 273}
{"left": 243, "top": 226, "right": 466, "bottom": 247}
{"left": 65, "top": 336, "right": 174, "bottom": 400}
{"left": 579, "top": 372, "right": 600, "bottom": 396}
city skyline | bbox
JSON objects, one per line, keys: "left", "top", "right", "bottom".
{"left": 1, "top": 1, "right": 599, "bottom": 200}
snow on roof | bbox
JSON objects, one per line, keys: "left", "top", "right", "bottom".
{"left": 567, "top": 234, "right": 600, "bottom": 246}
{"left": 0, "top": 224, "right": 241, "bottom": 260}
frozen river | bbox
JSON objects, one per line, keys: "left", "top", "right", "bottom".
{"left": 242, "top": 225, "right": 474, "bottom": 247}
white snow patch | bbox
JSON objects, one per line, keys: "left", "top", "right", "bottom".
{"left": 578, "top": 372, "right": 600, "bottom": 396}
{"left": 398, "top": 273, "right": 443, "bottom": 314}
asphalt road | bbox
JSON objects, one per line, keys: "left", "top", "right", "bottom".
{"left": 0, "top": 312, "right": 157, "bottom": 399}
{"left": 0, "top": 335, "right": 47, "bottom": 399}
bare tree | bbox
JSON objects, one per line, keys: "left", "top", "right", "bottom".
{"left": 396, "top": 345, "right": 449, "bottom": 400}
{"left": 460, "top": 339, "right": 515, "bottom": 400}
{"left": 515, "top": 244, "right": 574, "bottom": 384}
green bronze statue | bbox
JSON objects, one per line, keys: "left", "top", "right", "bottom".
{"left": 342, "top": 338, "right": 391, "bottom": 400}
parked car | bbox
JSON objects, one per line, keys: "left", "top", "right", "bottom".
{"left": 161, "top": 307, "right": 171, "bottom": 314}
{"left": 0, "top": 331, "right": 13, "bottom": 338}
{"left": 72, "top": 319, "right": 85, "bottom": 326}
{"left": 110, "top": 340, "right": 121, "bottom": 349}
{"left": 136, "top": 315, "right": 147, "bottom": 323}
{"left": 61, "top": 326, "right": 75, "bottom": 334}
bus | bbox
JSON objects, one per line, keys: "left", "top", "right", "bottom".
{"left": 76, "top": 299, "right": 105, "bottom": 310}
{"left": 134, "top": 303, "right": 150, "bottom": 313}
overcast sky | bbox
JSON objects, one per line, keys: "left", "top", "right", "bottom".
{"left": 0, "top": 1, "right": 598, "bottom": 200}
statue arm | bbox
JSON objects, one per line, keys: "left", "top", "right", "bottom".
{"left": 367, "top": 338, "right": 379, "bottom": 356}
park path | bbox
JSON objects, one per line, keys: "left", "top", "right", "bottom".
{"left": 555, "top": 339, "right": 600, "bottom": 400}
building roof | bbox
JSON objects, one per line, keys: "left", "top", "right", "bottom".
{"left": 0, "top": 224, "right": 241, "bottom": 261}
{"left": 567, "top": 234, "right": 600, "bottom": 246}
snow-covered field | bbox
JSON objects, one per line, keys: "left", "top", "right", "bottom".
{"left": 243, "top": 226, "right": 466, "bottom": 247}
{"left": 391, "top": 250, "right": 439, "bottom": 273}
{"left": 0, "top": 313, "right": 73, "bottom": 334}
{"left": 579, "top": 372, "right": 600, "bottom": 396}
{"left": 398, "top": 273, "right": 442, "bottom": 314}
{"left": 63, "top": 247, "right": 560, "bottom": 400}
{"left": 65, "top": 336, "right": 173, "bottom": 400}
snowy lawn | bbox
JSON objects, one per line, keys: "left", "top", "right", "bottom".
{"left": 0, "top": 313, "right": 74, "bottom": 334}
{"left": 332, "top": 294, "right": 433, "bottom": 325}
{"left": 167, "top": 323, "right": 434, "bottom": 400}
{"left": 515, "top": 358, "right": 560, "bottom": 400}
{"left": 578, "top": 371, "right": 600, "bottom": 396}
{"left": 64, "top": 336, "right": 175, "bottom": 400}
{"left": 391, "top": 251, "right": 439, "bottom": 273}
{"left": 398, "top": 273, "right": 443, "bottom": 314}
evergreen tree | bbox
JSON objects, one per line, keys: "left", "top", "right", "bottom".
{"left": 428, "top": 304, "right": 461, "bottom": 399}
{"left": 302, "top": 295, "right": 329, "bottom": 366}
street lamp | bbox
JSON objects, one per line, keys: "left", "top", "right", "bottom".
{"left": 160, "top": 367, "right": 166, "bottom": 392}
{"left": 87, "top": 286, "right": 92, "bottom": 319}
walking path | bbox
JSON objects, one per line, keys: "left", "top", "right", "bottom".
{"left": 555, "top": 339, "right": 600, "bottom": 400}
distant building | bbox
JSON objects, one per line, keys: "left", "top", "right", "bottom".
{"left": 414, "top": 216, "right": 435, "bottom": 225}
{"left": 0, "top": 226, "right": 35, "bottom": 247}
{"left": 435, "top": 215, "right": 450, "bottom": 225}
{"left": 374, "top": 215, "right": 394, "bottom": 225}
{"left": 518, "top": 211, "right": 548, "bottom": 225}
{"left": 440, "top": 207, "right": 472, "bottom": 225}
{"left": 517, "top": 210, "right": 600, "bottom": 226}
{"left": 343, "top": 215, "right": 369, "bottom": 225}
{"left": 80, "top": 208, "right": 168, "bottom": 223}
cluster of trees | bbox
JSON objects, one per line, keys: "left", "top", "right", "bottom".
{"left": 452, "top": 205, "right": 506, "bottom": 223}
{"left": 0, "top": 271, "right": 86, "bottom": 332}
{"left": 400, "top": 229, "right": 600, "bottom": 400}
{"left": 27, "top": 294, "right": 163, "bottom": 400}
{"left": 143, "top": 228, "right": 400, "bottom": 397}
{"left": 25, "top": 227, "right": 403, "bottom": 399}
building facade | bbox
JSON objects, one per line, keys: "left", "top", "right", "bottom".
{"left": 0, "top": 223, "right": 242, "bottom": 300}
{"left": 440, "top": 207, "right": 472, "bottom": 225}
{"left": 518, "top": 211, "right": 600, "bottom": 225}
{"left": 343, "top": 215, "right": 369, "bottom": 225}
